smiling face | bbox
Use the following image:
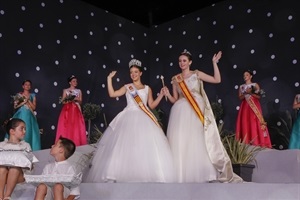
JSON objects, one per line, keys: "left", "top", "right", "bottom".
{"left": 179, "top": 54, "right": 192, "bottom": 70}
{"left": 130, "top": 66, "right": 142, "bottom": 81}
{"left": 69, "top": 78, "right": 78, "bottom": 87}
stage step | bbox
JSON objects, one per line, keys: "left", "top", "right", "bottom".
{"left": 13, "top": 182, "right": 300, "bottom": 200}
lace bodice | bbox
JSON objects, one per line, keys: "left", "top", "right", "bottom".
{"left": 239, "top": 83, "right": 257, "bottom": 93}
{"left": 125, "top": 84, "right": 149, "bottom": 110}
{"left": 239, "top": 83, "right": 259, "bottom": 99}
{"left": 0, "top": 140, "right": 32, "bottom": 151}
{"left": 174, "top": 73, "right": 201, "bottom": 98}
{"left": 66, "top": 89, "right": 80, "bottom": 97}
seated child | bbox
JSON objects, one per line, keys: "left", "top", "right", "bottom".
{"left": 34, "top": 136, "right": 80, "bottom": 200}
{"left": 0, "top": 118, "right": 38, "bottom": 200}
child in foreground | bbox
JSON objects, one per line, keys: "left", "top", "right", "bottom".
{"left": 0, "top": 118, "right": 38, "bottom": 200}
{"left": 34, "top": 136, "right": 80, "bottom": 200}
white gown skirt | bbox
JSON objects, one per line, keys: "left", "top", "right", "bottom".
{"left": 167, "top": 97, "right": 218, "bottom": 183}
{"left": 84, "top": 107, "right": 175, "bottom": 183}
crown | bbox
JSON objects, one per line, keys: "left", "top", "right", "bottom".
{"left": 129, "top": 59, "right": 142, "bottom": 68}
{"left": 182, "top": 49, "right": 192, "bottom": 56}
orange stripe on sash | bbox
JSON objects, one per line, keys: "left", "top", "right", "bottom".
{"left": 246, "top": 97, "right": 267, "bottom": 132}
{"left": 174, "top": 74, "right": 204, "bottom": 124}
{"left": 128, "top": 85, "right": 161, "bottom": 127}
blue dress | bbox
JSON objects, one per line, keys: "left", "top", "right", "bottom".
{"left": 289, "top": 94, "right": 300, "bottom": 149}
{"left": 11, "top": 93, "right": 41, "bottom": 151}
{"left": 289, "top": 110, "right": 300, "bottom": 149}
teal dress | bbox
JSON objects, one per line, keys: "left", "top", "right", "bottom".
{"left": 289, "top": 110, "right": 300, "bottom": 149}
{"left": 7, "top": 93, "right": 41, "bottom": 151}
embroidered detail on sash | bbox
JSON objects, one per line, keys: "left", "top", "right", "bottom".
{"left": 127, "top": 84, "right": 161, "bottom": 127}
{"left": 174, "top": 74, "right": 204, "bottom": 124}
{"left": 246, "top": 96, "right": 268, "bottom": 137}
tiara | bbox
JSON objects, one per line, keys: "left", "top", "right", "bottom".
{"left": 129, "top": 59, "right": 142, "bottom": 68}
{"left": 68, "top": 75, "right": 76, "bottom": 82}
{"left": 182, "top": 49, "right": 192, "bottom": 56}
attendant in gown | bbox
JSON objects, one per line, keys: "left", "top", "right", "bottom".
{"left": 164, "top": 50, "right": 243, "bottom": 183}
{"left": 235, "top": 70, "right": 272, "bottom": 148}
{"left": 288, "top": 94, "right": 300, "bottom": 149}
{"left": 55, "top": 75, "right": 87, "bottom": 146}
{"left": 9, "top": 80, "right": 41, "bottom": 151}
{"left": 85, "top": 59, "right": 175, "bottom": 183}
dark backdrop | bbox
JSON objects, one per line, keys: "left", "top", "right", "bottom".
{"left": 0, "top": 0, "right": 299, "bottom": 150}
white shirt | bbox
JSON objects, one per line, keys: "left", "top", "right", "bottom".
{"left": 42, "top": 160, "right": 80, "bottom": 196}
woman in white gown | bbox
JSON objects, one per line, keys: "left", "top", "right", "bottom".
{"left": 164, "top": 50, "right": 243, "bottom": 183}
{"left": 85, "top": 59, "right": 175, "bottom": 183}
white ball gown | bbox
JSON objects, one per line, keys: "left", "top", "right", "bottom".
{"left": 85, "top": 84, "right": 175, "bottom": 183}
{"left": 167, "top": 72, "right": 243, "bottom": 183}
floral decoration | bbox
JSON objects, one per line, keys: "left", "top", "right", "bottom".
{"left": 11, "top": 93, "right": 26, "bottom": 107}
{"left": 59, "top": 94, "right": 76, "bottom": 104}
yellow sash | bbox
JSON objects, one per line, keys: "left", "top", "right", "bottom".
{"left": 174, "top": 74, "right": 204, "bottom": 124}
{"left": 246, "top": 96, "right": 267, "bottom": 135}
{"left": 127, "top": 84, "right": 161, "bottom": 127}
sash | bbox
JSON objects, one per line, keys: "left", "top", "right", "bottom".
{"left": 246, "top": 96, "right": 267, "bottom": 136}
{"left": 126, "top": 84, "right": 161, "bottom": 127}
{"left": 173, "top": 74, "right": 204, "bottom": 124}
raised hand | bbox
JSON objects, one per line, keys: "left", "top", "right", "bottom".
{"left": 212, "top": 51, "right": 222, "bottom": 63}
{"left": 108, "top": 71, "right": 117, "bottom": 79}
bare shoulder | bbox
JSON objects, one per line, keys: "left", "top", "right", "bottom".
{"left": 194, "top": 69, "right": 204, "bottom": 75}
{"left": 194, "top": 69, "right": 205, "bottom": 78}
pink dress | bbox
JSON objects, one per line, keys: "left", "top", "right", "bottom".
{"left": 55, "top": 89, "right": 87, "bottom": 146}
{"left": 235, "top": 83, "right": 272, "bottom": 148}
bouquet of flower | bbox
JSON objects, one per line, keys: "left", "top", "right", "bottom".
{"left": 59, "top": 94, "right": 76, "bottom": 104}
{"left": 11, "top": 93, "right": 26, "bottom": 107}
{"left": 259, "top": 89, "right": 266, "bottom": 98}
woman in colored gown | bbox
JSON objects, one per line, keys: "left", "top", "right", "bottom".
{"left": 10, "top": 80, "right": 41, "bottom": 151}
{"left": 235, "top": 70, "right": 272, "bottom": 148}
{"left": 85, "top": 59, "right": 175, "bottom": 183}
{"left": 288, "top": 94, "right": 300, "bottom": 149}
{"left": 55, "top": 75, "right": 87, "bottom": 146}
{"left": 164, "top": 50, "right": 242, "bottom": 183}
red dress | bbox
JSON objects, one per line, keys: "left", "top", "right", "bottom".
{"left": 55, "top": 89, "right": 87, "bottom": 146}
{"left": 235, "top": 83, "right": 272, "bottom": 148}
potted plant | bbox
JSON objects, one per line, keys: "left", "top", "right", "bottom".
{"left": 82, "top": 103, "right": 101, "bottom": 143}
{"left": 221, "top": 133, "right": 263, "bottom": 182}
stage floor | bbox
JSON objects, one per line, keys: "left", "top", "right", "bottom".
{"left": 11, "top": 145, "right": 300, "bottom": 199}
{"left": 13, "top": 182, "right": 300, "bottom": 200}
